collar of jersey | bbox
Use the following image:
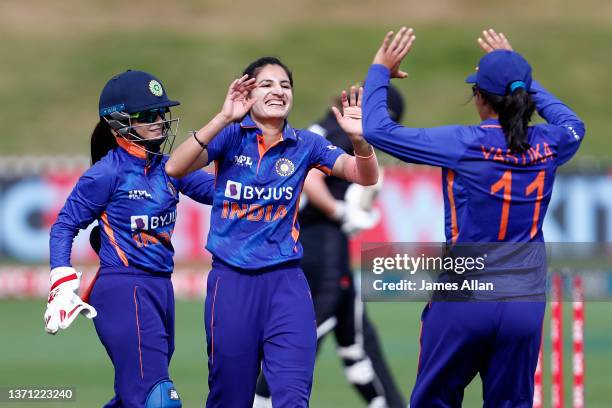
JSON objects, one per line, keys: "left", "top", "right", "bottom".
{"left": 116, "top": 136, "right": 149, "bottom": 160}
{"left": 116, "top": 138, "right": 161, "bottom": 167}
{"left": 240, "top": 114, "right": 298, "bottom": 141}
{"left": 479, "top": 118, "right": 502, "bottom": 128}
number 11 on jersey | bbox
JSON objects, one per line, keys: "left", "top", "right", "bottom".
{"left": 490, "top": 170, "right": 546, "bottom": 241}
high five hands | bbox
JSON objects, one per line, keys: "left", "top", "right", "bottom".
{"left": 478, "top": 29, "right": 514, "bottom": 53}
{"left": 371, "top": 27, "right": 514, "bottom": 77}
{"left": 332, "top": 86, "right": 363, "bottom": 138}
{"left": 372, "top": 27, "right": 416, "bottom": 79}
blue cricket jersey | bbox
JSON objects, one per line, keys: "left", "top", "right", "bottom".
{"left": 363, "top": 64, "right": 585, "bottom": 299}
{"left": 363, "top": 64, "right": 585, "bottom": 244}
{"left": 205, "top": 114, "right": 345, "bottom": 270}
{"left": 50, "top": 145, "right": 215, "bottom": 273}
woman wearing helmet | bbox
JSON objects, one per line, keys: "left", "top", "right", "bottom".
{"left": 166, "top": 57, "right": 380, "bottom": 407}
{"left": 361, "top": 28, "right": 585, "bottom": 406}
{"left": 45, "top": 70, "right": 216, "bottom": 407}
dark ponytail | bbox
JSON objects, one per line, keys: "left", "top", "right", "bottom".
{"left": 90, "top": 120, "right": 117, "bottom": 164}
{"left": 478, "top": 87, "right": 536, "bottom": 154}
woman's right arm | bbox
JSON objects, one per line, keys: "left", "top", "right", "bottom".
{"left": 165, "top": 75, "right": 256, "bottom": 178}
{"left": 362, "top": 28, "right": 469, "bottom": 169}
{"left": 46, "top": 163, "right": 115, "bottom": 334}
{"left": 50, "top": 163, "right": 116, "bottom": 269}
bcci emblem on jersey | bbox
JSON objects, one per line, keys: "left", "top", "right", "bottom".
{"left": 275, "top": 158, "right": 295, "bottom": 177}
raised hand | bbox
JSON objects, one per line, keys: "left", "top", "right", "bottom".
{"left": 372, "top": 27, "right": 416, "bottom": 79}
{"left": 332, "top": 86, "right": 363, "bottom": 138}
{"left": 220, "top": 75, "right": 257, "bottom": 122}
{"left": 478, "top": 29, "right": 513, "bottom": 53}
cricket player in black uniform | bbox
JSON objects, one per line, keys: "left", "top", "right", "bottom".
{"left": 254, "top": 85, "right": 406, "bottom": 408}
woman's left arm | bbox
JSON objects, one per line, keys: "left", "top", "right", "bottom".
{"left": 175, "top": 168, "right": 215, "bottom": 205}
{"left": 477, "top": 28, "right": 585, "bottom": 165}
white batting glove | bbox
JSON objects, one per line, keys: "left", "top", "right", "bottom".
{"left": 44, "top": 267, "right": 97, "bottom": 335}
{"left": 341, "top": 203, "right": 381, "bottom": 236}
{"left": 333, "top": 200, "right": 381, "bottom": 236}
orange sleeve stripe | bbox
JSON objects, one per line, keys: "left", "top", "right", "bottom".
{"left": 100, "top": 211, "right": 129, "bottom": 266}
{"left": 213, "top": 160, "right": 219, "bottom": 188}
{"left": 446, "top": 170, "right": 459, "bottom": 243}
{"left": 314, "top": 164, "right": 333, "bottom": 176}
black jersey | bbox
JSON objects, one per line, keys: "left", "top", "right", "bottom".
{"left": 299, "top": 111, "right": 354, "bottom": 227}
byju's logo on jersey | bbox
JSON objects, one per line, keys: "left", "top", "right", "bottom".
{"left": 128, "top": 190, "right": 153, "bottom": 200}
{"left": 233, "top": 155, "right": 253, "bottom": 168}
{"left": 131, "top": 215, "right": 149, "bottom": 230}
{"left": 131, "top": 211, "right": 177, "bottom": 231}
{"left": 225, "top": 180, "right": 242, "bottom": 199}
{"left": 275, "top": 158, "right": 295, "bottom": 177}
{"left": 224, "top": 180, "right": 293, "bottom": 201}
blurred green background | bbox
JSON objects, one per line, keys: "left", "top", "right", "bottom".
{"left": 1, "top": 0, "right": 611, "bottom": 406}
{"left": 1, "top": 0, "right": 610, "bottom": 161}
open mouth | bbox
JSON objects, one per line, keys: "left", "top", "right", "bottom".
{"left": 265, "top": 99, "right": 286, "bottom": 107}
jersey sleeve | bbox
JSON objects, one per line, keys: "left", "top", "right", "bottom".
{"left": 362, "top": 64, "right": 470, "bottom": 169}
{"left": 176, "top": 168, "right": 215, "bottom": 205}
{"left": 307, "top": 131, "right": 346, "bottom": 175}
{"left": 49, "top": 162, "right": 117, "bottom": 268}
{"left": 531, "top": 80, "right": 586, "bottom": 166}
{"left": 206, "top": 123, "right": 239, "bottom": 164}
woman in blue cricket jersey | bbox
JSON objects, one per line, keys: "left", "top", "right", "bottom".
{"left": 45, "top": 70, "right": 216, "bottom": 408}
{"left": 361, "top": 28, "right": 585, "bottom": 406}
{"left": 166, "top": 56, "right": 380, "bottom": 407}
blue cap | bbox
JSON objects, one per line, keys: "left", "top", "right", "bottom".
{"left": 99, "top": 70, "right": 180, "bottom": 117}
{"left": 465, "top": 50, "right": 532, "bottom": 96}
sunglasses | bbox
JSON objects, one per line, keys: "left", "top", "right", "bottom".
{"left": 130, "top": 108, "right": 169, "bottom": 123}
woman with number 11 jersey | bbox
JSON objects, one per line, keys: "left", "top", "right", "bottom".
{"left": 166, "top": 57, "right": 379, "bottom": 407}
{"left": 362, "top": 28, "right": 585, "bottom": 406}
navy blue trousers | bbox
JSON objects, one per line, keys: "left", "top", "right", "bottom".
{"left": 89, "top": 268, "right": 175, "bottom": 408}
{"left": 411, "top": 301, "right": 545, "bottom": 407}
{"left": 204, "top": 260, "right": 317, "bottom": 407}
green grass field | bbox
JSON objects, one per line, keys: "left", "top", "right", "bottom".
{"left": 1, "top": 299, "right": 610, "bottom": 407}
{"left": 1, "top": 1, "right": 611, "bottom": 162}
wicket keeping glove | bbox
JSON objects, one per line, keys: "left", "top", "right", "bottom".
{"left": 44, "top": 267, "right": 97, "bottom": 335}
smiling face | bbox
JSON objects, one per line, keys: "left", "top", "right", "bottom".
{"left": 249, "top": 64, "right": 293, "bottom": 122}
{"left": 131, "top": 117, "right": 164, "bottom": 140}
